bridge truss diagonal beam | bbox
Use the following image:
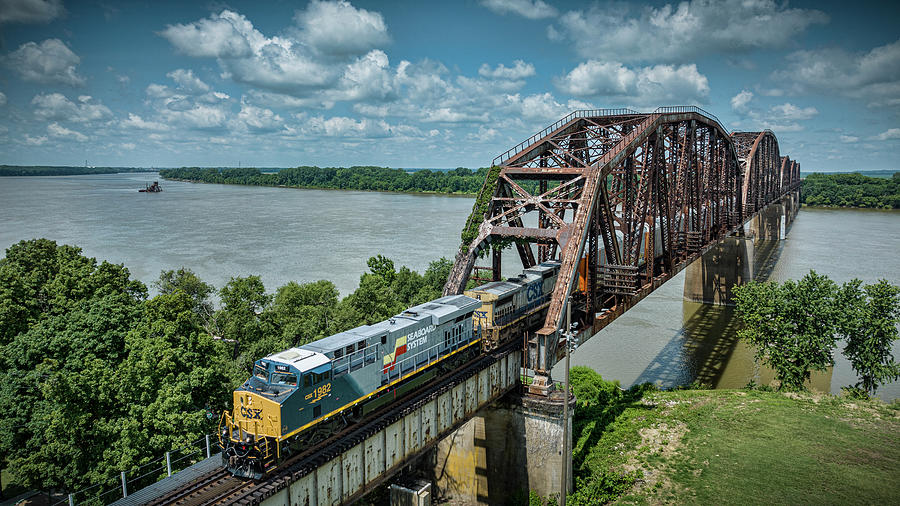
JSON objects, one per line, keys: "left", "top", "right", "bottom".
{"left": 445, "top": 107, "right": 799, "bottom": 375}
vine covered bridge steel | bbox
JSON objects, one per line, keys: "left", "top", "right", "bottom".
{"left": 444, "top": 106, "right": 800, "bottom": 382}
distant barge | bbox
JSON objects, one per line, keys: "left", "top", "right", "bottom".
{"left": 139, "top": 181, "right": 162, "bottom": 192}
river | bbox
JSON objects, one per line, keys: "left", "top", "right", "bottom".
{"left": 2, "top": 173, "right": 898, "bottom": 400}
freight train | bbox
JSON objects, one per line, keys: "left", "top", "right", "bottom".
{"left": 220, "top": 261, "right": 560, "bottom": 479}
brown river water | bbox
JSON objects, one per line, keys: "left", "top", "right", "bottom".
{"left": 2, "top": 174, "right": 898, "bottom": 399}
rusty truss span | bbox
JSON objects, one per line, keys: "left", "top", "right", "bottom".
{"left": 444, "top": 106, "right": 801, "bottom": 375}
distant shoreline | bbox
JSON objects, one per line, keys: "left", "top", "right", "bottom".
{"left": 164, "top": 176, "right": 478, "bottom": 198}
{"left": 0, "top": 166, "right": 157, "bottom": 177}
{"left": 159, "top": 166, "right": 491, "bottom": 197}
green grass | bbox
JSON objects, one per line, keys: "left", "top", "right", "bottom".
{"left": 568, "top": 374, "right": 900, "bottom": 505}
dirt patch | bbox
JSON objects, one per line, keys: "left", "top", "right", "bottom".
{"left": 782, "top": 391, "right": 827, "bottom": 404}
{"left": 619, "top": 421, "right": 690, "bottom": 500}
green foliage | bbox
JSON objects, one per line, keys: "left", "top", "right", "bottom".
{"left": 736, "top": 271, "right": 900, "bottom": 394}
{"left": 268, "top": 280, "right": 339, "bottom": 345}
{"left": 566, "top": 366, "right": 657, "bottom": 505}
{"left": 838, "top": 279, "right": 900, "bottom": 394}
{"left": 367, "top": 255, "right": 396, "bottom": 284}
{"left": 154, "top": 267, "right": 215, "bottom": 325}
{"left": 0, "top": 165, "right": 154, "bottom": 176}
{"left": 460, "top": 165, "right": 502, "bottom": 252}
{"left": 0, "top": 241, "right": 455, "bottom": 496}
{"left": 802, "top": 172, "right": 900, "bottom": 209}
{"left": 734, "top": 271, "right": 842, "bottom": 390}
{"left": 570, "top": 366, "right": 624, "bottom": 407}
{"left": 160, "top": 165, "right": 491, "bottom": 195}
{"left": 569, "top": 470, "right": 640, "bottom": 505}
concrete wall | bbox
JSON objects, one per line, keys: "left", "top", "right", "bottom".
{"left": 429, "top": 392, "right": 573, "bottom": 505}
{"left": 683, "top": 236, "right": 754, "bottom": 305}
{"left": 749, "top": 200, "right": 785, "bottom": 241}
{"left": 259, "top": 351, "right": 521, "bottom": 506}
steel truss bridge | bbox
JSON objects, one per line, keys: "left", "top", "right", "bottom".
{"left": 125, "top": 106, "right": 802, "bottom": 505}
{"left": 444, "top": 106, "right": 800, "bottom": 377}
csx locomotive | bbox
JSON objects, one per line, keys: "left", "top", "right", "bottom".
{"left": 220, "top": 261, "right": 560, "bottom": 479}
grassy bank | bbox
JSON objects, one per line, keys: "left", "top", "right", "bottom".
{"left": 568, "top": 369, "right": 900, "bottom": 504}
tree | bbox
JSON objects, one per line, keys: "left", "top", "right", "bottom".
{"left": 367, "top": 255, "right": 396, "bottom": 284}
{"left": 154, "top": 267, "right": 215, "bottom": 325}
{"left": 335, "top": 273, "right": 404, "bottom": 328}
{"left": 0, "top": 239, "right": 148, "bottom": 492}
{"left": 734, "top": 271, "right": 841, "bottom": 390}
{"left": 391, "top": 266, "right": 424, "bottom": 306}
{"left": 215, "top": 276, "right": 272, "bottom": 362}
{"left": 112, "top": 290, "right": 235, "bottom": 480}
{"left": 838, "top": 279, "right": 900, "bottom": 395}
{"left": 268, "top": 280, "right": 339, "bottom": 344}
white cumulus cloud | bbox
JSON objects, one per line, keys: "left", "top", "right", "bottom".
{"left": 24, "top": 134, "right": 47, "bottom": 145}
{"left": 237, "top": 102, "right": 283, "bottom": 132}
{"left": 769, "top": 103, "right": 818, "bottom": 121}
{"left": 4, "top": 38, "right": 85, "bottom": 86}
{"left": 478, "top": 60, "right": 536, "bottom": 80}
{"left": 775, "top": 39, "right": 900, "bottom": 108}
{"left": 551, "top": 0, "right": 827, "bottom": 62}
{"left": 0, "top": 0, "right": 64, "bottom": 24}
{"left": 480, "top": 0, "right": 557, "bottom": 20}
{"left": 160, "top": 4, "right": 391, "bottom": 97}
{"left": 47, "top": 122, "right": 88, "bottom": 141}
{"left": 730, "top": 90, "right": 753, "bottom": 112}
{"left": 556, "top": 61, "right": 709, "bottom": 106}
{"left": 121, "top": 113, "right": 170, "bottom": 131}
{"left": 303, "top": 115, "right": 394, "bottom": 138}
{"left": 158, "top": 10, "right": 254, "bottom": 58}
{"left": 293, "top": 0, "right": 389, "bottom": 56}
{"left": 873, "top": 128, "right": 900, "bottom": 141}
{"left": 32, "top": 93, "right": 112, "bottom": 122}
{"left": 167, "top": 69, "right": 211, "bottom": 94}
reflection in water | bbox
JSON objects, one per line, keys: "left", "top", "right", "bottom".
{"left": 753, "top": 238, "right": 785, "bottom": 282}
{"left": 629, "top": 232, "right": 833, "bottom": 393}
{"left": 633, "top": 303, "right": 740, "bottom": 388}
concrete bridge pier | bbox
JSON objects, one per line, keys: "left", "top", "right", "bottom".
{"left": 428, "top": 392, "right": 573, "bottom": 505}
{"left": 787, "top": 190, "right": 800, "bottom": 221}
{"left": 750, "top": 202, "right": 786, "bottom": 241}
{"left": 683, "top": 235, "right": 755, "bottom": 305}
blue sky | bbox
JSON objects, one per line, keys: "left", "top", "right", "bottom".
{"left": 0, "top": 0, "right": 897, "bottom": 171}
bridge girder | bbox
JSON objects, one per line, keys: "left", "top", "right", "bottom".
{"left": 445, "top": 107, "right": 800, "bottom": 375}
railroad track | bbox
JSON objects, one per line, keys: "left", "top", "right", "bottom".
{"left": 154, "top": 341, "right": 516, "bottom": 505}
{"left": 145, "top": 468, "right": 250, "bottom": 505}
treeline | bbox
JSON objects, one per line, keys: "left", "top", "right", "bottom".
{"left": 160, "top": 166, "right": 491, "bottom": 194}
{"left": 0, "top": 239, "right": 450, "bottom": 497}
{"left": 802, "top": 172, "right": 900, "bottom": 209}
{"left": 0, "top": 165, "right": 155, "bottom": 176}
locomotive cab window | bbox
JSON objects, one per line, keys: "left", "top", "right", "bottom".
{"left": 357, "top": 341, "right": 366, "bottom": 352}
{"left": 346, "top": 345, "right": 355, "bottom": 355}
{"left": 272, "top": 372, "right": 297, "bottom": 387}
{"left": 253, "top": 364, "right": 268, "bottom": 381}
{"left": 333, "top": 349, "right": 343, "bottom": 359}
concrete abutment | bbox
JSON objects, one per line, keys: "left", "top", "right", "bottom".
{"left": 426, "top": 391, "right": 573, "bottom": 505}
{"left": 683, "top": 236, "right": 755, "bottom": 305}
{"left": 684, "top": 193, "right": 800, "bottom": 305}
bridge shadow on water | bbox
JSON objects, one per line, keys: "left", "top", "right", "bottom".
{"left": 632, "top": 234, "right": 788, "bottom": 389}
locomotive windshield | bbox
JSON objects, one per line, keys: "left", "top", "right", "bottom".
{"left": 253, "top": 364, "right": 268, "bottom": 381}
{"left": 271, "top": 372, "right": 298, "bottom": 387}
